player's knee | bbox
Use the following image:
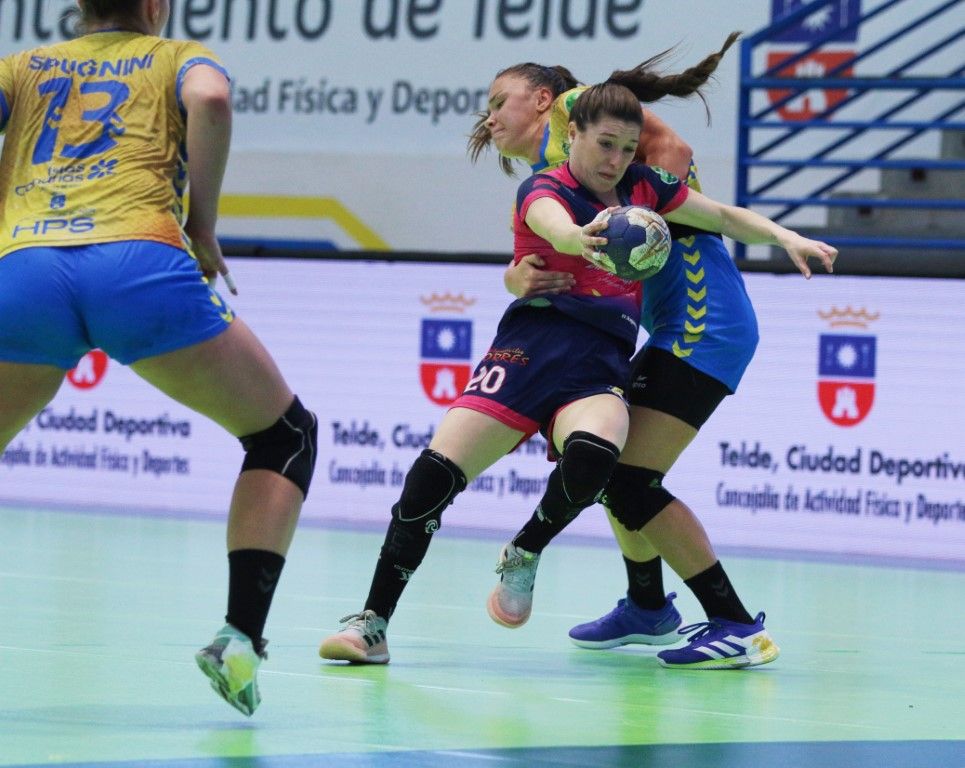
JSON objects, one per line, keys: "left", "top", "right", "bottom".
{"left": 239, "top": 396, "right": 318, "bottom": 497}
{"left": 557, "top": 430, "right": 622, "bottom": 508}
{"left": 603, "top": 464, "right": 675, "bottom": 531}
{"left": 391, "top": 449, "right": 468, "bottom": 533}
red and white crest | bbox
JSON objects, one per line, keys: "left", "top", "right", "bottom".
{"left": 418, "top": 293, "right": 475, "bottom": 407}
{"left": 817, "top": 307, "right": 878, "bottom": 427}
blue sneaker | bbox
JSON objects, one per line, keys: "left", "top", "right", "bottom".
{"left": 568, "top": 592, "right": 682, "bottom": 649}
{"left": 657, "top": 611, "right": 779, "bottom": 670}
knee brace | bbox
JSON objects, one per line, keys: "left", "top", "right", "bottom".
{"left": 603, "top": 464, "right": 676, "bottom": 531}
{"left": 392, "top": 449, "right": 467, "bottom": 534}
{"left": 239, "top": 396, "right": 318, "bottom": 498}
{"left": 542, "top": 431, "right": 621, "bottom": 523}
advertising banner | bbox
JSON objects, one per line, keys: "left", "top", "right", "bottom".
{"left": 3, "top": 2, "right": 959, "bottom": 252}
{"left": 2, "top": 258, "right": 963, "bottom": 565}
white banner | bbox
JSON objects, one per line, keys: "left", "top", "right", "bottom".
{"left": 2, "top": 258, "right": 963, "bottom": 565}
{"left": 2, "top": 2, "right": 959, "bottom": 251}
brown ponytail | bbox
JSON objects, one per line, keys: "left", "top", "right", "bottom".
{"left": 605, "top": 31, "right": 741, "bottom": 122}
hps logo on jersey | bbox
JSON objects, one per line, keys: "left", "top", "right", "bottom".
{"left": 817, "top": 307, "right": 878, "bottom": 427}
{"left": 419, "top": 293, "right": 475, "bottom": 406}
{"left": 67, "top": 350, "right": 109, "bottom": 390}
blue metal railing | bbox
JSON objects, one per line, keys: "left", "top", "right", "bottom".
{"left": 734, "top": 0, "right": 965, "bottom": 264}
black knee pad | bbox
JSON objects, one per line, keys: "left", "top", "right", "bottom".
{"left": 557, "top": 431, "right": 622, "bottom": 508}
{"left": 239, "top": 396, "right": 318, "bottom": 498}
{"left": 603, "top": 464, "right": 676, "bottom": 531}
{"left": 391, "top": 449, "right": 467, "bottom": 534}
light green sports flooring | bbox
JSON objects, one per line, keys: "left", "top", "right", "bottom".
{"left": 1, "top": 505, "right": 963, "bottom": 768}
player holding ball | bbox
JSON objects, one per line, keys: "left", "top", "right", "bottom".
{"left": 319, "top": 81, "right": 835, "bottom": 666}
{"left": 469, "top": 28, "right": 842, "bottom": 668}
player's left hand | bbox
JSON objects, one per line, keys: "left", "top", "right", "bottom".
{"left": 784, "top": 235, "right": 837, "bottom": 279}
{"left": 506, "top": 254, "right": 575, "bottom": 297}
{"left": 187, "top": 228, "right": 238, "bottom": 295}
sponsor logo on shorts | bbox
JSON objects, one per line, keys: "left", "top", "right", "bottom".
{"left": 483, "top": 347, "right": 529, "bottom": 366}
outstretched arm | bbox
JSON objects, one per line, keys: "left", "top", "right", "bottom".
{"left": 666, "top": 190, "right": 838, "bottom": 279}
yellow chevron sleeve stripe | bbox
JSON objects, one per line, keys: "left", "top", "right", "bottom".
{"left": 687, "top": 305, "right": 707, "bottom": 320}
{"left": 686, "top": 267, "right": 706, "bottom": 284}
{"left": 687, "top": 286, "right": 707, "bottom": 302}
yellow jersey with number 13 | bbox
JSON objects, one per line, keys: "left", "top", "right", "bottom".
{"left": 0, "top": 31, "right": 228, "bottom": 259}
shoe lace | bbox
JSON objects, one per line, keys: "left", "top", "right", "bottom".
{"left": 338, "top": 611, "right": 380, "bottom": 634}
{"left": 496, "top": 549, "right": 538, "bottom": 592}
{"left": 675, "top": 620, "right": 723, "bottom": 642}
{"left": 495, "top": 552, "right": 525, "bottom": 575}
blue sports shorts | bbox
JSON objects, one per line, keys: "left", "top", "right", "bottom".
{"left": 0, "top": 241, "right": 233, "bottom": 369}
{"left": 453, "top": 305, "right": 631, "bottom": 439}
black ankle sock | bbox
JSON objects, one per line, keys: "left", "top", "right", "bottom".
{"left": 364, "top": 518, "right": 434, "bottom": 621}
{"left": 684, "top": 561, "right": 753, "bottom": 624}
{"left": 625, "top": 556, "right": 666, "bottom": 610}
{"left": 226, "top": 549, "right": 286, "bottom": 645}
{"left": 511, "top": 503, "right": 572, "bottom": 554}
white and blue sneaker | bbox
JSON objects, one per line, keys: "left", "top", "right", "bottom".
{"left": 569, "top": 592, "right": 682, "bottom": 649}
{"left": 657, "top": 611, "right": 779, "bottom": 670}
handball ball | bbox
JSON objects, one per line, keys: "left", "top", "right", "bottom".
{"left": 595, "top": 206, "right": 672, "bottom": 281}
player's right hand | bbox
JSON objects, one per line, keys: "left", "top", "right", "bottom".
{"left": 505, "top": 254, "right": 576, "bottom": 298}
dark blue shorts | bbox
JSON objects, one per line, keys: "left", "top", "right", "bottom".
{"left": 452, "top": 305, "right": 630, "bottom": 439}
{"left": 0, "top": 241, "right": 233, "bottom": 369}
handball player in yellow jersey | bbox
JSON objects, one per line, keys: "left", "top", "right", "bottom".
{"left": 0, "top": 0, "right": 317, "bottom": 713}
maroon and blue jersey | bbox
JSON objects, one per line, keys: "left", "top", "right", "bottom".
{"left": 511, "top": 161, "right": 688, "bottom": 348}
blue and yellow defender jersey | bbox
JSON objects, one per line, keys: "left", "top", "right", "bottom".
{"left": 535, "top": 86, "right": 704, "bottom": 193}
{"left": 533, "top": 87, "right": 758, "bottom": 391}
{"left": 0, "top": 31, "right": 228, "bottom": 259}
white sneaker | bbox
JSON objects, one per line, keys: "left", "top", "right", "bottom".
{"left": 319, "top": 610, "right": 390, "bottom": 664}
{"left": 487, "top": 543, "right": 540, "bottom": 628}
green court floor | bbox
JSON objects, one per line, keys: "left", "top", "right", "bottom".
{"left": 1, "top": 505, "right": 962, "bottom": 767}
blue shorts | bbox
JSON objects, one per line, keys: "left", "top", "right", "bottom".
{"left": 0, "top": 241, "right": 233, "bottom": 369}
{"left": 641, "top": 233, "right": 759, "bottom": 392}
{"left": 453, "top": 305, "right": 630, "bottom": 439}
